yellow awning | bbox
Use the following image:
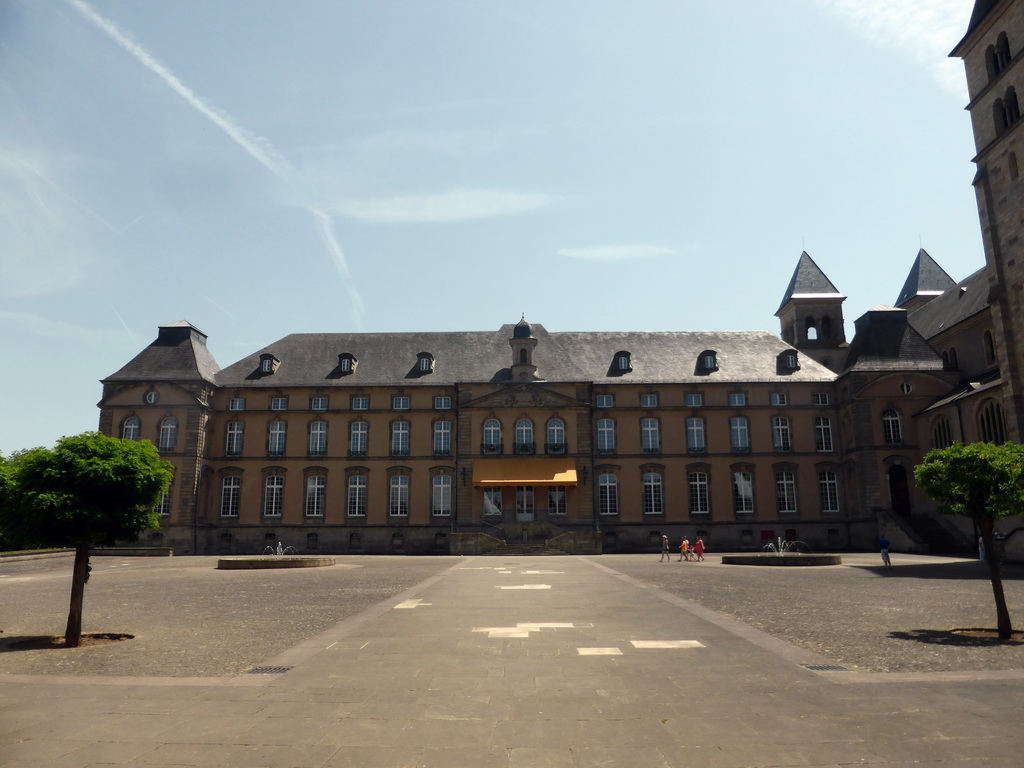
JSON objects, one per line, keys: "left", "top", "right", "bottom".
{"left": 472, "top": 459, "right": 578, "bottom": 486}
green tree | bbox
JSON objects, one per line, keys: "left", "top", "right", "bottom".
{"left": 915, "top": 442, "right": 1024, "bottom": 640}
{"left": 0, "top": 433, "right": 172, "bottom": 647}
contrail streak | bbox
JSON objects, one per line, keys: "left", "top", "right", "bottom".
{"left": 64, "top": 0, "right": 364, "bottom": 321}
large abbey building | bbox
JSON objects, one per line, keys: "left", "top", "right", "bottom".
{"left": 97, "top": 0, "right": 1024, "bottom": 557}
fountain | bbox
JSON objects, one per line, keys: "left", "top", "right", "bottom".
{"left": 216, "top": 541, "right": 335, "bottom": 570}
{"left": 721, "top": 538, "right": 841, "bottom": 566}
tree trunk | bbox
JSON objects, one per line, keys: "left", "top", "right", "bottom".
{"left": 978, "top": 517, "right": 1013, "bottom": 640}
{"left": 64, "top": 543, "right": 90, "bottom": 648}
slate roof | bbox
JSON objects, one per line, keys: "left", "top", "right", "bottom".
{"left": 842, "top": 307, "right": 946, "bottom": 373}
{"left": 776, "top": 252, "right": 844, "bottom": 314}
{"left": 952, "top": 0, "right": 1003, "bottom": 54}
{"left": 103, "top": 322, "right": 221, "bottom": 384}
{"left": 213, "top": 324, "right": 837, "bottom": 388}
{"left": 906, "top": 266, "right": 991, "bottom": 340}
{"left": 895, "top": 249, "right": 957, "bottom": 308}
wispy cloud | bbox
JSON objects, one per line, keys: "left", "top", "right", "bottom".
{"left": 814, "top": 0, "right": 973, "bottom": 96}
{"left": 0, "top": 310, "right": 126, "bottom": 349}
{"left": 557, "top": 245, "right": 675, "bottom": 261}
{"left": 64, "top": 0, "right": 363, "bottom": 323}
{"left": 337, "top": 188, "right": 558, "bottom": 224}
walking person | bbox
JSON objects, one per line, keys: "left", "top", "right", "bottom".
{"left": 879, "top": 536, "right": 891, "bottom": 568}
{"left": 660, "top": 534, "right": 671, "bottom": 562}
{"left": 694, "top": 538, "right": 705, "bottom": 562}
{"left": 678, "top": 537, "right": 689, "bottom": 562}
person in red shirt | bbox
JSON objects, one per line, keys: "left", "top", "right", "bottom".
{"left": 693, "top": 538, "right": 705, "bottom": 562}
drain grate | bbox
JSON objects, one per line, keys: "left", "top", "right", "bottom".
{"left": 803, "top": 664, "right": 851, "bottom": 672}
{"left": 247, "top": 666, "right": 293, "bottom": 674}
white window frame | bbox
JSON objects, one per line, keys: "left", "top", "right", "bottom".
{"left": 434, "top": 396, "right": 452, "bottom": 410}
{"left": 431, "top": 475, "right": 452, "bottom": 516}
{"left": 640, "top": 393, "right": 658, "bottom": 408}
{"left": 122, "top": 416, "right": 140, "bottom": 441}
{"left": 271, "top": 397, "right": 288, "bottom": 411}
{"left": 483, "top": 488, "right": 503, "bottom": 516}
{"left": 305, "top": 475, "right": 326, "bottom": 517}
{"left": 686, "top": 417, "right": 705, "bottom": 452}
{"left": 819, "top": 470, "right": 839, "bottom": 514}
{"left": 812, "top": 392, "right": 829, "bottom": 406}
{"left": 220, "top": 476, "right": 240, "bottom": 518}
{"left": 311, "top": 397, "right": 329, "bottom": 411}
{"left": 733, "top": 471, "right": 754, "bottom": 514}
{"left": 347, "top": 475, "right": 367, "bottom": 517}
{"left": 351, "top": 396, "right": 369, "bottom": 410}
{"left": 770, "top": 393, "right": 788, "bottom": 406}
{"left": 814, "top": 417, "right": 833, "bottom": 453}
{"left": 268, "top": 421, "right": 287, "bottom": 457}
{"left": 158, "top": 417, "right": 177, "bottom": 451}
{"left": 730, "top": 416, "right": 750, "bottom": 451}
{"left": 728, "top": 393, "right": 746, "bottom": 407}
{"left": 776, "top": 470, "right": 797, "bottom": 513}
{"left": 433, "top": 420, "right": 451, "bottom": 456}
{"left": 641, "top": 418, "right": 660, "bottom": 452}
{"left": 546, "top": 418, "right": 566, "bottom": 453}
{"left": 772, "top": 416, "right": 791, "bottom": 452}
{"left": 392, "top": 396, "right": 410, "bottom": 410}
{"left": 598, "top": 473, "right": 619, "bottom": 515}
{"left": 391, "top": 421, "right": 410, "bottom": 456}
{"left": 882, "top": 409, "right": 903, "bottom": 444}
{"left": 597, "top": 419, "right": 616, "bottom": 453}
{"left": 548, "top": 486, "right": 567, "bottom": 515}
{"left": 309, "top": 421, "right": 327, "bottom": 456}
{"left": 483, "top": 419, "right": 502, "bottom": 453}
{"left": 515, "top": 419, "right": 534, "bottom": 454}
{"left": 642, "top": 472, "right": 664, "bottom": 515}
{"left": 264, "top": 475, "right": 284, "bottom": 517}
{"left": 685, "top": 393, "right": 704, "bottom": 407}
{"left": 595, "top": 395, "right": 614, "bottom": 408}
{"left": 228, "top": 398, "right": 245, "bottom": 411}
{"left": 349, "top": 421, "right": 368, "bottom": 456}
{"left": 389, "top": 475, "right": 409, "bottom": 517}
{"left": 689, "top": 471, "right": 710, "bottom": 514}
{"left": 226, "top": 422, "right": 244, "bottom": 456}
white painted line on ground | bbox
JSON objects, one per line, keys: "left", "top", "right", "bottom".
{"left": 473, "top": 622, "right": 588, "bottom": 639}
{"left": 522, "top": 570, "right": 564, "bottom": 574}
{"left": 631, "top": 640, "right": 706, "bottom": 649}
{"left": 517, "top": 622, "right": 575, "bottom": 629}
{"left": 394, "top": 599, "right": 432, "bottom": 609}
{"left": 578, "top": 648, "right": 622, "bottom": 656}
{"left": 498, "top": 584, "right": 551, "bottom": 590}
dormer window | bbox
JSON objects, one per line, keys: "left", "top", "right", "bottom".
{"left": 337, "top": 353, "right": 357, "bottom": 375}
{"left": 417, "top": 353, "right": 434, "bottom": 374}
{"left": 697, "top": 350, "right": 718, "bottom": 374}
{"left": 777, "top": 350, "right": 800, "bottom": 374}
{"left": 614, "top": 351, "right": 632, "bottom": 373}
{"left": 259, "top": 354, "right": 279, "bottom": 375}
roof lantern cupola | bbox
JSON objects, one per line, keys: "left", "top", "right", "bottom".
{"left": 509, "top": 315, "right": 539, "bottom": 381}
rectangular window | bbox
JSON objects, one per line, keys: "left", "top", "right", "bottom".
{"left": 819, "top": 471, "right": 839, "bottom": 513}
{"left": 434, "top": 396, "right": 452, "bottom": 410}
{"left": 733, "top": 471, "right": 754, "bottom": 513}
{"left": 686, "top": 417, "right": 705, "bottom": 452}
{"left": 770, "top": 393, "right": 787, "bottom": 406}
{"left": 268, "top": 422, "right": 287, "bottom": 457}
{"left": 220, "top": 477, "right": 240, "bottom": 518}
{"left": 643, "top": 473, "right": 664, "bottom": 515}
{"left": 776, "top": 471, "right": 797, "bottom": 513}
{"left": 685, "top": 393, "right": 703, "bottom": 407}
{"left": 311, "top": 397, "right": 329, "bottom": 411}
{"left": 595, "top": 395, "right": 614, "bottom": 408}
{"left": 548, "top": 486, "right": 567, "bottom": 514}
{"left": 813, "top": 392, "right": 830, "bottom": 406}
{"left": 392, "top": 396, "right": 410, "bottom": 410}
{"left": 305, "top": 475, "right": 325, "bottom": 517}
{"left": 351, "top": 396, "right": 369, "bottom": 410}
{"left": 483, "top": 488, "right": 503, "bottom": 516}
{"left": 271, "top": 397, "right": 288, "bottom": 411}
{"left": 516, "top": 485, "right": 535, "bottom": 515}
{"left": 641, "top": 418, "right": 660, "bottom": 453}
{"left": 640, "top": 393, "right": 658, "bottom": 408}
{"left": 432, "top": 475, "right": 452, "bottom": 516}
{"left": 264, "top": 476, "right": 283, "bottom": 517}
{"left": 689, "top": 472, "right": 710, "bottom": 514}
{"left": 728, "top": 393, "right": 746, "bottom": 407}
{"left": 391, "top": 422, "right": 410, "bottom": 456}
{"left": 156, "top": 484, "right": 172, "bottom": 516}
{"left": 772, "top": 416, "right": 791, "bottom": 452}
{"left": 433, "top": 421, "right": 451, "bottom": 456}
{"left": 349, "top": 421, "right": 368, "bottom": 456}
{"left": 597, "top": 419, "right": 616, "bottom": 453}
{"left": 814, "top": 417, "right": 833, "bottom": 452}
{"left": 226, "top": 422, "right": 244, "bottom": 457}
{"left": 730, "top": 417, "right": 750, "bottom": 451}
{"left": 598, "top": 474, "right": 618, "bottom": 515}
{"left": 389, "top": 476, "right": 409, "bottom": 516}
{"left": 229, "top": 398, "right": 245, "bottom": 411}
{"left": 309, "top": 422, "right": 327, "bottom": 457}
{"left": 347, "top": 475, "right": 367, "bottom": 517}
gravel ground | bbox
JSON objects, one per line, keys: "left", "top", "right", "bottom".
{"left": 605, "top": 552, "right": 1024, "bottom": 673}
{"left": 2, "top": 552, "right": 1024, "bottom": 677}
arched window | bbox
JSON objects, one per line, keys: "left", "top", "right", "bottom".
{"left": 820, "top": 316, "right": 833, "bottom": 340}
{"left": 515, "top": 419, "right": 534, "bottom": 455}
{"left": 984, "top": 330, "right": 997, "bottom": 364}
{"left": 805, "top": 316, "right": 818, "bottom": 341}
{"left": 642, "top": 472, "right": 664, "bottom": 515}
{"left": 882, "top": 409, "right": 903, "bottom": 444}
{"left": 948, "top": 348, "right": 959, "bottom": 370}
{"left": 546, "top": 418, "right": 566, "bottom": 454}
{"left": 482, "top": 419, "right": 502, "bottom": 454}
{"left": 932, "top": 416, "right": 954, "bottom": 450}
{"left": 978, "top": 400, "right": 1008, "bottom": 443}
{"left": 122, "top": 416, "right": 140, "bottom": 441}
{"left": 158, "top": 417, "right": 177, "bottom": 451}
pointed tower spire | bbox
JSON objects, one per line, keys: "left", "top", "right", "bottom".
{"left": 894, "top": 249, "right": 956, "bottom": 311}
{"left": 775, "top": 252, "right": 847, "bottom": 371}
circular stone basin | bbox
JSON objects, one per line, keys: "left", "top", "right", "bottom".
{"left": 721, "top": 553, "right": 842, "bottom": 567}
{"left": 217, "top": 556, "right": 336, "bottom": 570}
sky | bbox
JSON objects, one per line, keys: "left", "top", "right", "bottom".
{"left": 1, "top": 0, "right": 983, "bottom": 455}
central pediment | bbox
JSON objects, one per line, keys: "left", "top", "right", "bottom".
{"left": 464, "top": 383, "right": 585, "bottom": 410}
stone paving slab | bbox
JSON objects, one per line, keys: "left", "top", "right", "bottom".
{"left": 2, "top": 554, "right": 1024, "bottom": 766}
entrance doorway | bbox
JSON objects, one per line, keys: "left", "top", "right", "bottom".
{"left": 888, "top": 465, "right": 911, "bottom": 517}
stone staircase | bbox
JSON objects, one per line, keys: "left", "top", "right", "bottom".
{"left": 483, "top": 541, "right": 571, "bottom": 556}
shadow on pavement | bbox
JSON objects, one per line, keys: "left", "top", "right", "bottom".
{"left": 888, "top": 628, "right": 1024, "bottom": 647}
{"left": 849, "top": 560, "right": 1024, "bottom": 581}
